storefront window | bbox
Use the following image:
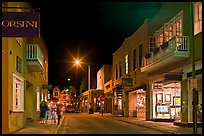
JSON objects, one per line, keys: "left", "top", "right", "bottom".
{"left": 13, "top": 73, "right": 24, "bottom": 112}
{"left": 118, "top": 97, "right": 122, "bottom": 110}
{"left": 152, "top": 82, "right": 181, "bottom": 121}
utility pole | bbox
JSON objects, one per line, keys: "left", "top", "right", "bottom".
{"left": 190, "top": 2, "right": 197, "bottom": 134}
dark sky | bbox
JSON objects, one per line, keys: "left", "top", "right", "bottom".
{"left": 30, "top": 1, "right": 161, "bottom": 91}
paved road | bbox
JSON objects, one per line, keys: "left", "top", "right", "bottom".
{"left": 58, "top": 113, "right": 164, "bottom": 134}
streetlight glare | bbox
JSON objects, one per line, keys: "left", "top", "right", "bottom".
{"left": 75, "top": 60, "right": 80, "bottom": 65}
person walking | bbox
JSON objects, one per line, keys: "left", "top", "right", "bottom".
{"left": 40, "top": 100, "right": 48, "bottom": 124}
{"left": 56, "top": 104, "right": 62, "bottom": 125}
{"left": 50, "top": 103, "right": 57, "bottom": 124}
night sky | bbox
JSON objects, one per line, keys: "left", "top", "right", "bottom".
{"left": 30, "top": 1, "right": 161, "bottom": 91}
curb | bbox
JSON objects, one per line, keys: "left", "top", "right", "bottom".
{"left": 53, "top": 116, "right": 65, "bottom": 134}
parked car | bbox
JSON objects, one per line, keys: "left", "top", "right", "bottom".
{"left": 66, "top": 105, "right": 75, "bottom": 113}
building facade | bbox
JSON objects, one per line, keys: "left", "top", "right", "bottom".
{"left": 141, "top": 2, "right": 202, "bottom": 123}
{"left": 2, "top": 2, "right": 48, "bottom": 133}
{"left": 111, "top": 2, "right": 202, "bottom": 124}
{"left": 112, "top": 19, "right": 150, "bottom": 117}
{"left": 97, "top": 65, "right": 112, "bottom": 113}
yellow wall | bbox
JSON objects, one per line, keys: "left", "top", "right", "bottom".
{"left": 2, "top": 2, "right": 48, "bottom": 133}
{"left": 2, "top": 38, "right": 9, "bottom": 134}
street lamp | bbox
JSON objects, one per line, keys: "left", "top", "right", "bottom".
{"left": 75, "top": 60, "right": 91, "bottom": 90}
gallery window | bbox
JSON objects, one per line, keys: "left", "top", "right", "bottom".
{"left": 13, "top": 73, "right": 24, "bottom": 112}
{"left": 152, "top": 82, "right": 181, "bottom": 121}
{"left": 194, "top": 2, "right": 202, "bottom": 35}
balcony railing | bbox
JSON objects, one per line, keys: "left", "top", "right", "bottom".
{"left": 141, "top": 36, "right": 190, "bottom": 73}
{"left": 26, "top": 44, "right": 44, "bottom": 72}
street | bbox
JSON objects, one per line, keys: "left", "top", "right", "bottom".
{"left": 57, "top": 113, "right": 163, "bottom": 134}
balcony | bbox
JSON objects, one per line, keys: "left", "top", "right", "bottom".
{"left": 26, "top": 44, "right": 44, "bottom": 72}
{"left": 141, "top": 36, "right": 190, "bottom": 73}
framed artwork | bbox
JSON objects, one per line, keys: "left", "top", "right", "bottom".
{"left": 156, "top": 105, "right": 169, "bottom": 113}
{"left": 156, "top": 93, "right": 163, "bottom": 103}
{"left": 165, "top": 94, "right": 171, "bottom": 102}
{"left": 173, "top": 96, "right": 181, "bottom": 106}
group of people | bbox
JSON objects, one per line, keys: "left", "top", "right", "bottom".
{"left": 40, "top": 100, "right": 63, "bottom": 125}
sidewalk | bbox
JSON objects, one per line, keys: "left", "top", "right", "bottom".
{"left": 94, "top": 113, "right": 202, "bottom": 134}
{"left": 11, "top": 116, "right": 65, "bottom": 134}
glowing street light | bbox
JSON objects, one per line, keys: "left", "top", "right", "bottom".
{"left": 75, "top": 60, "right": 91, "bottom": 90}
{"left": 75, "top": 60, "right": 80, "bottom": 65}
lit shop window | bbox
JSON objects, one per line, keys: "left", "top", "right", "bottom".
{"left": 13, "top": 73, "right": 24, "bottom": 112}
{"left": 156, "top": 33, "right": 163, "bottom": 47}
{"left": 118, "top": 97, "right": 122, "bottom": 110}
{"left": 194, "top": 2, "right": 202, "bottom": 35}
{"left": 125, "top": 54, "right": 128, "bottom": 74}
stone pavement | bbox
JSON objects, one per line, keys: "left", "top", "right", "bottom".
{"left": 11, "top": 113, "right": 202, "bottom": 134}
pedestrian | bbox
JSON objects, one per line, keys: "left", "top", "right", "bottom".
{"left": 51, "top": 104, "right": 57, "bottom": 124}
{"left": 40, "top": 100, "right": 48, "bottom": 124}
{"left": 56, "top": 105, "right": 62, "bottom": 125}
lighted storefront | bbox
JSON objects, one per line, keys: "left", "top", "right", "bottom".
{"left": 113, "top": 87, "right": 123, "bottom": 116}
{"left": 152, "top": 82, "right": 181, "bottom": 121}
{"left": 136, "top": 89, "right": 146, "bottom": 118}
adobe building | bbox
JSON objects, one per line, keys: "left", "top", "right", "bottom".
{"left": 112, "top": 19, "right": 150, "bottom": 117}
{"left": 97, "top": 65, "right": 112, "bottom": 113}
{"left": 2, "top": 2, "right": 48, "bottom": 133}
{"left": 141, "top": 2, "right": 202, "bottom": 124}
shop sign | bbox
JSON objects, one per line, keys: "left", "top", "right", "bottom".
{"left": 43, "top": 84, "right": 52, "bottom": 89}
{"left": 122, "top": 78, "right": 133, "bottom": 86}
{"left": 2, "top": 12, "right": 40, "bottom": 37}
{"left": 152, "top": 83, "right": 163, "bottom": 90}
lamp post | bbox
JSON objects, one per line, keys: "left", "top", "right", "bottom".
{"left": 190, "top": 2, "right": 197, "bottom": 134}
{"left": 87, "top": 64, "right": 91, "bottom": 90}
{"left": 75, "top": 60, "right": 91, "bottom": 90}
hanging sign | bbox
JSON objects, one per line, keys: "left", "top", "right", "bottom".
{"left": 2, "top": 12, "right": 40, "bottom": 37}
{"left": 152, "top": 83, "right": 163, "bottom": 90}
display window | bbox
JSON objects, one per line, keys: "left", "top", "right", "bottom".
{"left": 152, "top": 82, "right": 181, "bottom": 120}
{"left": 12, "top": 73, "right": 24, "bottom": 112}
{"left": 136, "top": 89, "right": 146, "bottom": 115}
